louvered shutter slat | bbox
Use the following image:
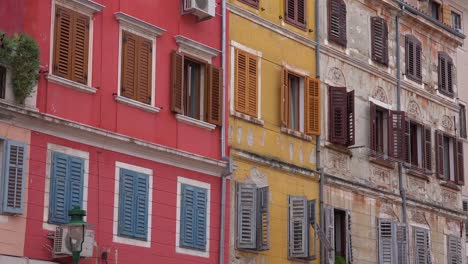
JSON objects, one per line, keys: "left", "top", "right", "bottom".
{"left": 285, "top": 0, "right": 296, "bottom": 23}
{"left": 68, "top": 156, "right": 84, "bottom": 210}
{"left": 237, "top": 183, "right": 257, "bottom": 249}
{"left": 347, "top": 90, "right": 355, "bottom": 146}
{"left": 328, "top": 0, "right": 346, "bottom": 46}
{"left": 71, "top": 13, "right": 89, "bottom": 84}
{"left": 404, "top": 120, "right": 411, "bottom": 163}
{"left": 378, "top": 220, "right": 395, "bottom": 264}
{"left": 181, "top": 184, "right": 196, "bottom": 248}
{"left": 297, "top": 0, "right": 306, "bottom": 26}
{"left": 118, "top": 169, "right": 136, "bottom": 237}
{"left": 390, "top": 111, "right": 405, "bottom": 160}
{"left": 424, "top": 127, "right": 432, "bottom": 172}
{"left": 305, "top": 78, "right": 320, "bottom": 135}
{"left": 396, "top": 224, "right": 408, "bottom": 264}
{"left": 194, "top": 187, "right": 207, "bottom": 250}
{"left": 3, "top": 141, "right": 26, "bottom": 214}
{"left": 447, "top": 236, "right": 462, "bottom": 264}
{"left": 435, "top": 130, "right": 445, "bottom": 179}
{"left": 49, "top": 152, "right": 69, "bottom": 224}
{"left": 439, "top": 55, "right": 446, "bottom": 93}
{"left": 370, "top": 102, "right": 377, "bottom": 152}
{"left": 288, "top": 196, "right": 308, "bottom": 258}
{"left": 415, "top": 44, "right": 422, "bottom": 81}
{"left": 134, "top": 174, "right": 149, "bottom": 239}
{"left": 257, "top": 186, "right": 269, "bottom": 250}
{"left": 447, "top": 61, "right": 454, "bottom": 95}
{"left": 371, "top": 17, "right": 388, "bottom": 65}
{"left": 281, "top": 68, "right": 289, "bottom": 127}
{"left": 329, "top": 86, "right": 347, "bottom": 145}
{"left": 121, "top": 32, "right": 137, "bottom": 100}
{"left": 53, "top": 7, "right": 73, "bottom": 79}
{"left": 136, "top": 38, "right": 152, "bottom": 104}
{"left": 456, "top": 140, "right": 464, "bottom": 185}
{"left": 247, "top": 55, "right": 258, "bottom": 117}
{"left": 339, "top": 1, "right": 347, "bottom": 45}
{"left": 207, "top": 65, "right": 223, "bottom": 126}
{"left": 235, "top": 49, "right": 247, "bottom": 114}
{"left": 171, "top": 52, "right": 184, "bottom": 114}
{"left": 414, "top": 228, "right": 428, "bottom": 264}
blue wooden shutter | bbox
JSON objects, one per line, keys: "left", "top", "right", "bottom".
{"left": 2, "top": 141, "right": 26, "bottom": 214}
{"left": 194, "top": 187, "right": 207, "bottom": 250}
{"left": 49, "top": 152, "right": 70, "bottom": 224}
{"left": 118, "top": 169, "right": 136, "bottom": 237}
{"left": 68, "top": 156, "right": 84, "bottom": 211}
{"left": 133, "top": 173, "right": 149, "bottom": 240}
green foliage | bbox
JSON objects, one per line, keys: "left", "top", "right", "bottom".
{"left": 0, "top": 32, "right": 40, "bottom": 104}
{"left": 335, "top": 256, "right": 346, "bottom": 264}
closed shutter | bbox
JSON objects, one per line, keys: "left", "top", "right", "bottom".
{"left": 194, "top": 187, "right": 207, "bottom": 250}
{"left": 134, "top": 173, "right": 149, "bottom": 240}
{"left": 171, "top": 51, "right": 184, "bottom": 113}
{"left": 256, "top": 186, "right": 269, "bottom": 250}
{"left": 405, "top": 36, "right": 414, "bottom": 79}
{"left": 370, "top": 102, "right": 377, "bottom": 152}
{"left": 438, "top": 52, "right": 454, "bottom": 97}
{"left": 297, "top": 0, "right": 306, "bottom": 26}
{"left": 237, "top": 183, "right": 257, "bottom": 249}
{"left": 371, "top": 17, "right": 388, "bottom": 65}
{"left": 285, "top": 0, "right": 306, "bottom": 28}
{"left": 406, "top": 35, "right": 422, "bottom": 83}
{"left": 53, "top": 7, "right": 74, "bottom": 79}
{"left": 325, "top": 207, "right": 335, "bottom": 263}
{"left": 239, "top": 0, "right": 259, "bottom": 8}
{"left": 389, "top": 111, "right": 405, "bottom": 160}
{"left": 347, "top": 90, "right": 355, "bottom": 146}
{"left": 396, "top": 224, "right": 408, "bottom": 264}
{"left": 424, "top": 127, "right": 432, "bottom": 172}
{"left": 121, "top": 32, "right": 137, "bottom": 100}
{"left": 118, "top": 169, "right": 136, "bottom": 237}
{"left": 447, "top": 236, "right": 462, "bottom": 264}
{"left": 180, "top": 184, "right": 207, "bottom": 250}
{"left": 305, "top": 78, "right": 320, "bottom": 135}
{"left": 234, "top": 49, "right": 258, "bottom": 117}
{"left": 207, "top": 65, "right": 223, "bottom": 126}
{"left": 435, "top": 130, "right": 445, "bottom": 179}
{"left": 281, "top": 68, "right": 289, "bottom": 127}
{"left": 68, "top": 156, "right": 84, "bottom": 209}
{"left": 378, "top": 219, "right": 395, "bottom": 264}
{"left": 404, "top": 120, "right": 411, "bottom": 164}
{"left": 414, "top": 228, "right": 429, "bottom": 264}
{"left": 456, "top": 140, "right": 464, "bottom": 185}
{"left": 328, "top": 86, "right": 347, "bottom": 145}
{"left": 346, "top": 211, "right": 353, "bottom": 264}
{"left": 288, "top": 196, "right": 308, "bottom": 258}
{"left": 328, "top": 0, "right": 347, "bottom": 46}
{"left": 135, "top": 38, "right": 152, "bottom": 104}
{"left": 415, "top": 43, "right": 422, "bottom": 82}
{"left": 447, "top": 60, "right": 453, "bottom": 95}
{"left": 2, "top": 141, "right": 26, "bottom": 214}
{"left": 71, "top": 13, "right": 89, "bottom": 84}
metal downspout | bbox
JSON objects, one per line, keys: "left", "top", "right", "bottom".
{"left": 219, "top": 0, "right": 229, "bottom": 263}
{"left": 396, "top": 5, "right": 408, "bottom": 224}
{"left": 315, "top": 0, "right": 324, "bottom": 263}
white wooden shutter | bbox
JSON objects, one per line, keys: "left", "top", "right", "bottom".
{"left": 346, "top": 211, "right": 353, "bottom": 264}
{"left": 396, "top": 224, "right": 408, "bottom": 264}
{"left": 447, "top": 236, "right": 462, "bottom": 264}
{"left": 256, "top": 186, "right": 269, "bottom": 250}
{"left": 414, "top": 228, "right": 429, "bottom": 264}
{"left": 378, "top": 219, "right": 396, "bottom": 264}
{"left": 288, "top": 196, "right": 308, "bottom": 258}
{"left": 237, "top": 183, "right": 257, "bottom": 249}
{"left": 325, "top": 206, "right": 335, "bottom": 264}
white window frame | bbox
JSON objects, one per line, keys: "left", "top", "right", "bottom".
{"left": 47, "top": 0, "right": 104, "bottom": 94}
{"left": 112, "top": 161, "right": 153, "bottom": 248}
{"left": 42, "top": 143, "right": 90, "bottom": 231}
{"left": 175, "top": 176, "right": 211, "bottom": 258}
{"left": 115, "top": 12, "right": 165, "bottom": 113}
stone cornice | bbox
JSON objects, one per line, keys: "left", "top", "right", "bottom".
{"left": 56, "top": 0, "right": 104, "bottom": 14}
{"left": 115, "top": 12, "right": 166, "bottom": 38}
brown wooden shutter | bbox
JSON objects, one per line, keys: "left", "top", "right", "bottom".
{"left": 405, "top": 35, "right": 422, "bottom": 83}
{"left": 347, "top": 90, "right": 355, "bottom": 146}
{"left": 389, "top": 111, "right": 405, "bottom": 160}
{"left": 415, "top": 42, "right": 422, "bottom": 82}
{"left": 135, "top": 38, "right": 152, "bottom": 104}
{"left": 207, "top": 65, "right": 223, "bottom": 126}
{"left": 297, "top": 0, "right": 306, "bottom": 27}
{"left": 404, "top": 120, "right": 411, "bottom": 164}
{"left": 285, "top": 0, "right": 306, "bottom": 28}
{"left": 280, "top": 68, "right": 289, "bottom": 127}
{"left": 239, "top": 0, "right": 259, "bottom": 9}
{"left": 438, "top": 52, "right": 454, "bottom": 97}
{"left": 424, "top": 127, "right": 432, "bottom": 172}
{"left": 247, "top": 55, "right": 258, "bottom": 117}
{"left": 328, "top": 86, "right": 347, "bottom": 145}
{"left": 371, "top": 17, "right": 388, "bottom": 65}
{"left": 435, "top": 130, "right": 445, "bottom": 179}
{"left": 305, "top": 78, "right": 320, "bottom": 135}
{"left": 234, "top": 49, "right": 258, "bottom": 117}
{"left": 285, "top": 0, "right": 296, "bottom": 24}
{"left": 121, "top": 32, "right": 137, "bottom": 100}
{"left": 171, "top": 51, "right": 184, "bottom": 114}
{"left": 328, "top": 0, "right": 347, "bottom": 46}
{"left": 447, "top": 59, "right": 454, "bottom": 96}
{"left": 405, "top": 36, "right": 414, "bottom": 79}
{"left": 71, "top": 12, "right": 89, "bottom": 84}
{"left": 456, "top": 140, "right": 464, "bottom": 185}
{"left": 53, "top": 7, "right": 74, "bottom": 79}
{"left": 370, "top": 102, "right": 377, "bottom": 152}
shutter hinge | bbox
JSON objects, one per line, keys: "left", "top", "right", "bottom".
{"left": 148, "top": 96, "right": 151, "bottom": 103}
{"left": 53, "top": 64, "right": 58, "bottom": 71}
{"left": 149, "top": 45, "right": 152, "bottom": 53}
{"left": 86, "top": 22, "right": 90, "bottom": 29}
{"left": 123, "top": 36, "right": 128, "bottom": 43}
{"left": 84, "top": 74, "right": 88, "bottom": 82}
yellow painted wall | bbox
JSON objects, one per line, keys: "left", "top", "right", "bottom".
{"left": 228, "top": 0, "right": 319, "bottom": 263}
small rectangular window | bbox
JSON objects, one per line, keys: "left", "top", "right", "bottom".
{"left": 452, "top": 11, "right": 461, "bottom": 31}
{"left": 435, "top": 130, "right": 464, "bottom": 185}
{"left": 404, "top": 121, "right": 431, "bottom": 171}
{"left": 234, "top": 48, "right": 259, "bottom": 117}
{"left": 328, "top": 87, "right": 355, "bottom": 146}
{"left": 0, "top": 66, "right": 6, "bottom": 99}
{"left": 459, "top": 104, "right": 466, "bottom": 139}
{"left": 430, "top": 0, "right": 441, "bottom": 21}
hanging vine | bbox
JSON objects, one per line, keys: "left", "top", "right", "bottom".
{"left": 0, "top": 32, "right": 40, "bottom": 104}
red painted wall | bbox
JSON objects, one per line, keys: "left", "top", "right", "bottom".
{"left": 0, "top": 0, "right": 25, "bottom": 34}
{"left": 25, "top": 132, "right": 230, "bottom": 264}
{"left": 19, "top": 0, "right": 225, "bottom": 160}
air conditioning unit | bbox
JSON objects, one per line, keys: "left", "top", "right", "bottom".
{"left": 183, "top": 0, "right": 215, "bottom": 21}
{"left": 53, "top": 226, "right": 94, "bottom": 258}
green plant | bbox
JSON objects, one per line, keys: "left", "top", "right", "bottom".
{"left": 335, "top": 255, "right": 346, "bottom": 264}
{"left": 0, "top": 32, "right": 40, "bottom": 104}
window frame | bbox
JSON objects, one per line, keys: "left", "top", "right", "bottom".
{"left": 405, "top": 35, "right": 422, "bottom": 84}
{"left": 370, "top": 16, "right": 389, "bottom": 66}
{"left": 284, "top": 0, "right": 307, "bottom": 30}
{"left": 435, "top": 130, "right": 464, "bottom": 185}
{"left": 451, "top": 11, "right": 462, "bottom": 31}
{"left": 288, "top": 195, "right": 317, "bottom": 261}
{"left": 238, "top": 0, "right": 259, "bottom": 9}
{"left": 404, "top": 120, "right": 432, "bottom": 172}
{"left": 0, "top": 65, "right": 6, "bottom": 99}
{"left": 328, "top": 86, "right": 355, "bottom": 146}
{"left": 460, "top": 104, "right": 467, "bottom": 139}
{"left": 377, "top": 219, "right": 409, "bottom": 264}
{"left": 327, "top": 0, "right": 347, "bottom": 47}
{"left": 438, "top": 52, "right": 454, "bottom": 98}
{"left": 430, "top": 0, "right": 442, "bottom": 21}
{"left": 183, "top": 55, "right": 207, "bottom": 121}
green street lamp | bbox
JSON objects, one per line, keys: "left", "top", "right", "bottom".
{"left": 67, "top": 206, "right": 87, "bottom": 264}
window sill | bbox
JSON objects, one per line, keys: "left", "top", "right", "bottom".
{"left": 175, "top": 114, "right": 216, "bottom": 131}
{"left": 440, "top": 181, "right": 461, "bottom": 191}
{"left": 280, "top": 127, "right": 312, "bottom": 141}
{"left": 404, "top": 166, "right": 431, "bottom": 181}
{"left": 230, "top": 110, "right": 264, "bottom": 126}
{"left": 325, "top": 142, "right": 352, "bottom": 157}
{"left": 47, "top": 74, "right": 97, "bottom": 94}
{"left": 115, "top": 95, "right": 160, "bottom": 113}
{"left": 368, "top": 155, "right": 395, "bottom": 169}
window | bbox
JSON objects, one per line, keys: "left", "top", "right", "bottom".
{"left": 405, "top": 35, "right": 422, "bottom": 83}
{"left": 238, "top": 0, "right": 259, "bottom": 8}
{"left": 284, "top": 0, "right": 306, "bottom": 29}
{"left": 430, "top": 0, "right": 441, "bottom": 21}
{"left": 180, "top": 183, "right": 208, "bottom": 251}
{"left": 438, "top": 52, "right": 454, "bottom": 98}
{"left": 281, "top": 68, "right": 320, "bottom": 135}
{"left": 370, "top": 102, "right": 405, "bottom": 160}
{"left": 324, "top": 207, "right": 352, "bottom": 263}
{"left": 120, "top": 31, "right": 153, "bottom": 105}
{"left": 171, "top": 52, "right": 222, "bottom": 126}
{"left": 377, "top": 219, "right": 408, "bottom": 264}
{"left": 451, "top": 11, "right": 461, "bottom": 31}
{"left": 328, "top": 87, "right": 355, "bottom": 146}
{"left": 328, "top": 0, "right": 347, "bottom": 47}
{"left": 234, "top": 48, "right": 259, "bottom": 117}
{"left": 288, "top": 196, "right": 316, "bottom": 260}
{"left": 52, "top": 6, "right": 90, "bottom": 84}
{"left": 435, "top": 131, "right": 464, "bottom": 185}
{"left": 447, "top": 236, "right": 462, "bottom": 264}
{"left": 236, "top": 183, "right": 269, "bottom": 251}
{"left": 460, "top": 104, "right": 467, "bottom": 139}
{"left": 49, "top": 152, "right": 84, "bottom": 224}
{"left": 117, "top": 168, "right": 149, "bottom": 240}
{"left": 0, "top": 140, "right": 26, "bottom": 214}
{"left": 371, "top": 17, "right": 389, "bottom": 65}
{"left": 404, "top": 121, "right": 431, "bottom": 172}
{"left": 414, "top": 227, "right": 431, "bottom": 264}
{"left": 0, "top": 65, "right": 6, "bottom": 99}
{"left": 463, "top": 201, "right": 468, "bottom": 240}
